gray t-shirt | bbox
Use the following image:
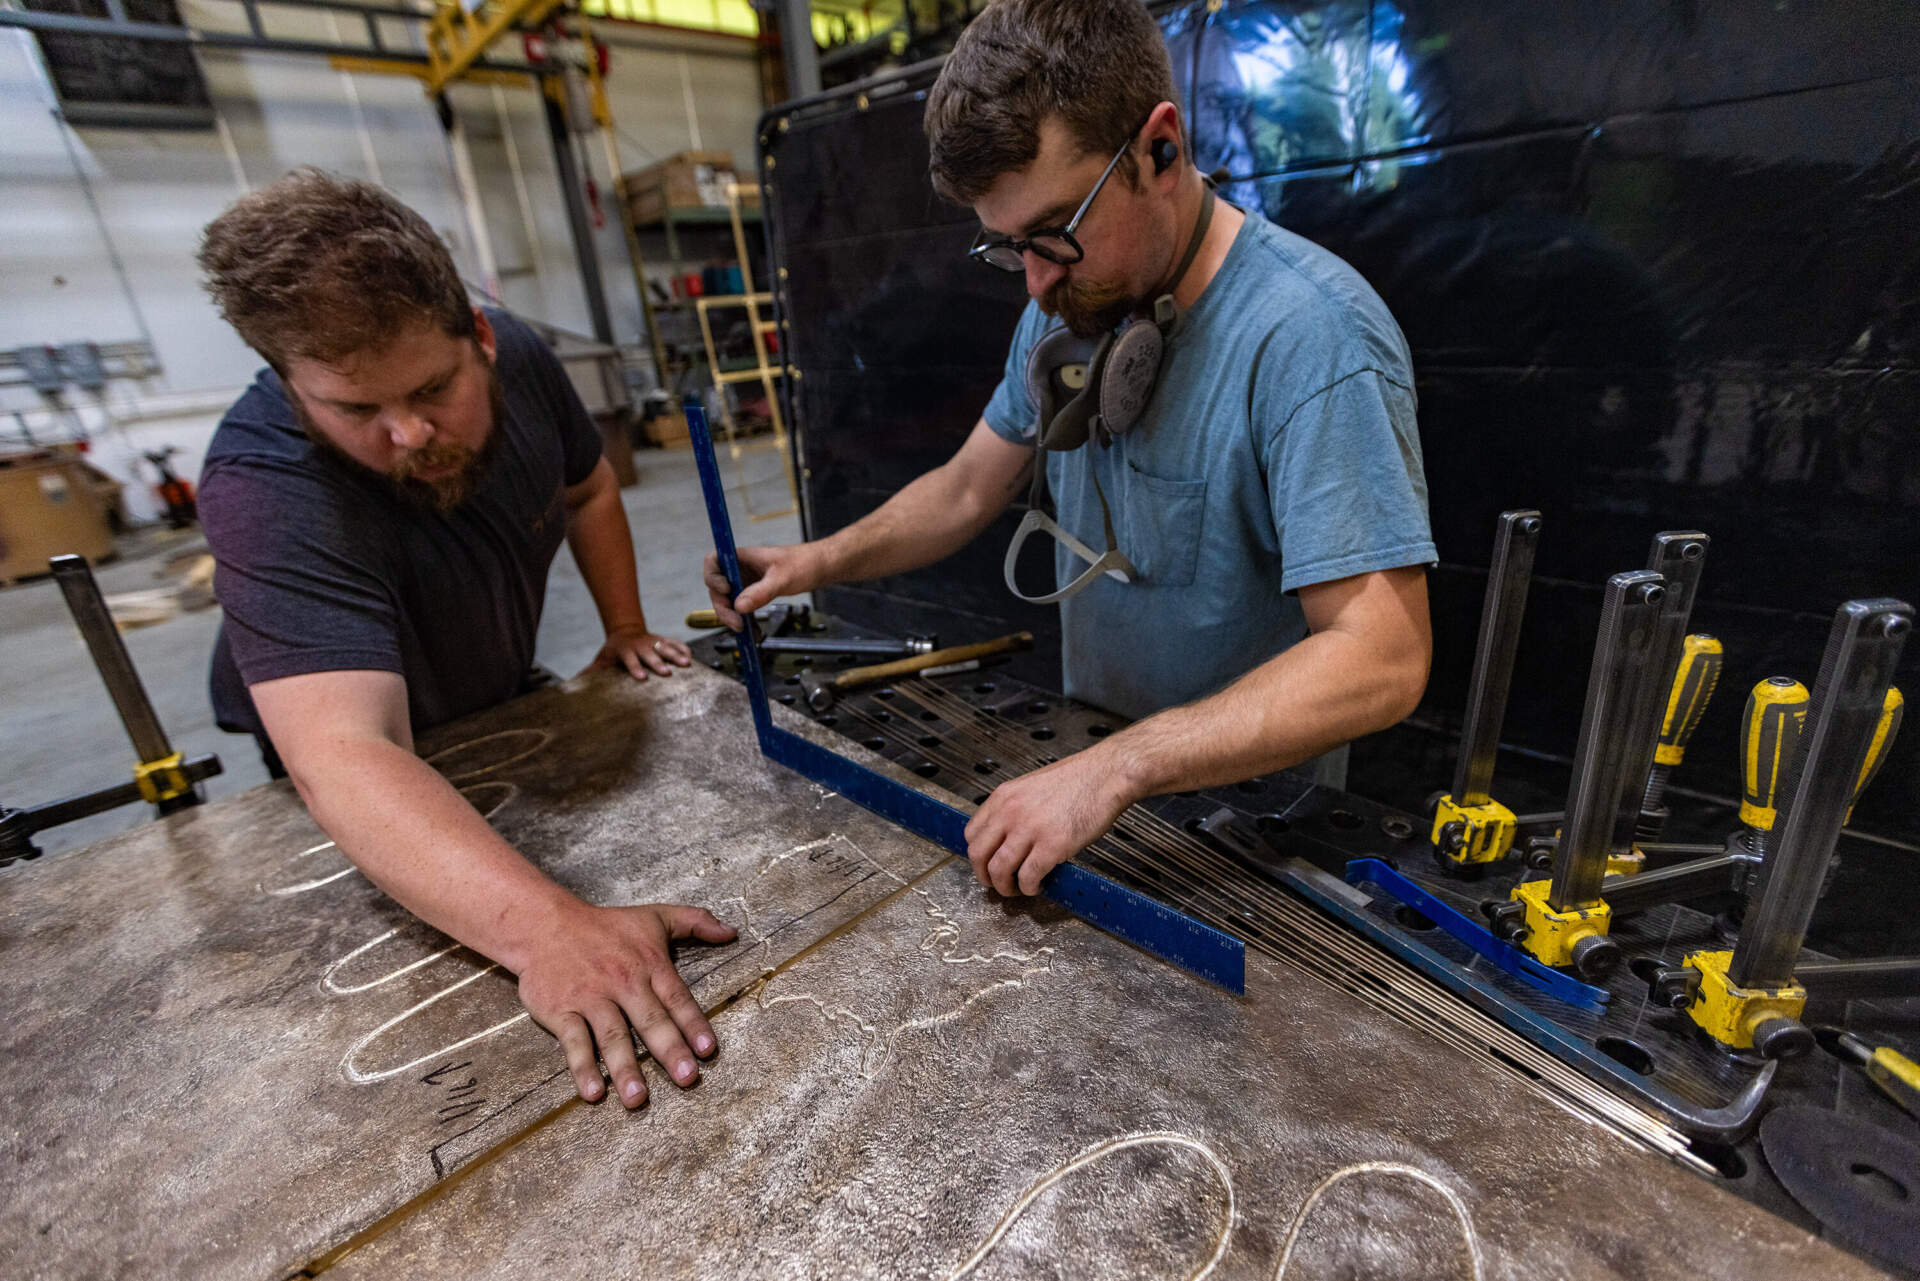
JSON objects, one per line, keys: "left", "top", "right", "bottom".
{"left": 983, "top": 209, "right": 1436, "bottom": 741}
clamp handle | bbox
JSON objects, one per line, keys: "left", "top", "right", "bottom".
{"left": 1846, "top": 686, "right": 1904, "bottom": 824}
{"left": 1655, "top": 634, "right": 1724, "bottom": 767}
{"left": 1739, "top": 677, "right": 1808, "bottom": 833}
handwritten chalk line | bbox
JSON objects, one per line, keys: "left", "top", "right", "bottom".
{"left": 1271, "top": 1161, "right": 1483, "bottom": 1281}
{"left": 948, "top": 1130, "right": 1236, "bottom": 1281}
{"left": 340, "top": 961, "right": 529, "bottom": 1084}
{"left": 266, "top": 783, "right": 517, "bottom": 898}
{"left": 424, "top": 729, "right": 553, "bottom": 781}
{"left": 747, "top": 833, "right": 1054, "bottom": 1078}
{"left": 322, "top": 928, "right": 463, "bottom": 996}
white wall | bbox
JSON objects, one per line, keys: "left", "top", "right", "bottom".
{"left": 0, "top": 16, "right": 760, "bottom": 521}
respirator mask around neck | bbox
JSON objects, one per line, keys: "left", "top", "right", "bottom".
{"left": 1003, "top": 184, "right": 1216, "bottom": 605}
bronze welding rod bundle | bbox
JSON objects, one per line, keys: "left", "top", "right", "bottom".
{"left": 825, "top": 679, "right": 1700, "bottom": 1169}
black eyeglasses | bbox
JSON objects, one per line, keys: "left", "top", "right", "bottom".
{"left": 968, "top": 132, "right": 1134, "bottom": 273}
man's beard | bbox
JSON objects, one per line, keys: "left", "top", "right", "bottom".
{"left": 296, "top": 364, "right": 507, "bottom": 514}
{"left": 1041, "top": 273, "right": 1141, "bottom": 338}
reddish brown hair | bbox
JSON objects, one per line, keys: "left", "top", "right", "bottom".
{"left": 197, "top": 168, "right": 474, "bottom": 369}
{"left": 923, "top": 0, "right": 1176, "bottom": 204}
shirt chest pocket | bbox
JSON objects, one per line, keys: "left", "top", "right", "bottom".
{"left": 1119, "top": 463, "right": 1208, "bottom": 588}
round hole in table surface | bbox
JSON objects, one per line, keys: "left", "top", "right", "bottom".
{"left": 973, "top": 682, "right": 998, "bottom": 694}
{"left": 1690, "top": 1139, "right": 1747, "bottom": 1180}
{"left": 872, "top": 709, "right": 892, "bottom": 722}
{"left": 1026, "top": 700, "right": 1050, "bottom": 714}
{"left": 1328, "top": 808, "right": 1364, "bottom": 830}
{"left": 783, "top": 675, "right": 800, "bottom": 686}
{"left": 920, "top": 711, "right": 939, "bottom": 722}
{"left": 1030, "top": 727, "right": 1055, "bottom": 741}
{"left": 1596, "top": 1036, "right": 1656, "bottom": 1077}
{"left": 1851, "top": 1163, "right": 1910, "bottom": 1203}
{"left": 974, "top": 760, "right": 999, "bottom": 775}
{"left": 1183, "top": 817, "right": 1205, "bottom": 835}
{"left": 974, "top": 794, "right": 991, "bottom": 805}
{"left": 1255, "top": 814, "right": 1290, "bottom": 836}
{"left": 918, "top": 734, "right": 940, "bottom": 748}
{"left": 817, "top": 714, "right": 838, "bottom": 727}
{"left": 863, "top": 737, "right": 886, "bottom": 751}
{"left": 777, "top": 694, "right": 794, "bottom": 705}
{"left": 873, "top": 688, "right": 895, "bottom": 701}
{"left": 914, "top": 761, "right": 939, "bottom": 778}
{"left": 1086, "top": 723, "right": 1112, "bottom": 738}
{"left": 1393, "top": 905, "right": 1436, "bottom": 933}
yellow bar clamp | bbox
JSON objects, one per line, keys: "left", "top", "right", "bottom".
{"left": 134, "top": 751, "right": 192, "bottom": 805}
{"left": 1682, "top": 949, "right": 1806, "bottom": 1051}
{"left": 1429, "top": 793, "right": 1517, "bottom": 865}
{"left": 1847, "top": 687, "right": 1903, "bottom": 824}
{"left": 1509, "top": 879, "right": 1611, "bottom": 968}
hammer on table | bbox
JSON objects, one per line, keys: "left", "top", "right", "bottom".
{"left": 800, "top": 632, "right": 1034, "bottom": 712}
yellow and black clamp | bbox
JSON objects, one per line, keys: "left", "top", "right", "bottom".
{"left": 134, "top": 751, "right": 196, "bottom": 805}
{"left": 1816, "top": 1027, "right": 1920, "bottom": 1122}
{"left": 1634, "top": 633, "right": 1724, "bottom": 842}
{"left": 1652, "top": 598, "right": 1911, "bottom": 1058}
{"left": 1488, "top": 569, "right": 1670, "bottom": 979}
{"left": 1848, "top": 686, "right": 1904, "bottom": 827}
{"left": 1432, "top": 509, "right": 1540, "bottom": 869}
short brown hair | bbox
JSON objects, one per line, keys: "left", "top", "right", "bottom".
{"left": 924, "top": 0, "right": 1175, "bottom": 204}
{"left": 198, "top": 168, "right": 474, "bottom": 369}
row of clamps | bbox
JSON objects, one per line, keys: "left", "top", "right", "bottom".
{"left": 1430, "top": 511, "right": 1909, "bottom": 1058}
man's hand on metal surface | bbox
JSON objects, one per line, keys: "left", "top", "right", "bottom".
{"left": 702, "top": 544, "right": 820, "bottom": 631}
{"left": 964, "top": 749, "right": 1138, "bottom": 897}
{"left": 588, "top": 625, "right": 693, "bottom": 680}
{"left": 516, "top": 902, "right": 738, "bottom": 1107}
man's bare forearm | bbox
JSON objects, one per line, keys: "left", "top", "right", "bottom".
{"left": 290, "top": 739, "right": 577, "bottom": 973}
{"left": 566, "top": 472, "right": 649, "bottom": 634}
{"left": 811, "top": 446, "right": 1031, "bottom": 587}
{"left": 1105, "top": 628, "right": 1426, "bottom": 803}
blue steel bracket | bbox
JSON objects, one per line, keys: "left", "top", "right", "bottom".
{"left": 1345, "top": 858, "right": 1611, "bottom": 1012}
{"left": 683, "top": 397, "right": 1246, "bottom": 995}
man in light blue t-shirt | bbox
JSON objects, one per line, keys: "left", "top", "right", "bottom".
{"left": 705, "top": 0, "right": 1435, "bottom": 900}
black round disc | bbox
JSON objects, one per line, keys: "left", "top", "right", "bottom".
{"left": 1760, "top": 1104, "right": 1920, "bottom": 1269}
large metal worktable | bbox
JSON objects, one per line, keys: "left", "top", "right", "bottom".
{"left": 0, "top": 665, "right": 1883, "bottom": 1279}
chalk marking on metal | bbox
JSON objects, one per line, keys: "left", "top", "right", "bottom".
{"left": 733, "top": 833, "right": 1056, "bottom": 1078}
{"left": 340, "top": 962, "right": 530, "bottom": 1084}
{"left": 323, "top": 928, "right": 464, "bottom": 996}
{"left": 424, "top": 728, "right": 553, "bottom": 781}
{"left": 949, "top": 1130, "right": 1236, "bottom": 1281}
{"left": 1271, "top": 1161, "right": 1483, "bottom": 1281}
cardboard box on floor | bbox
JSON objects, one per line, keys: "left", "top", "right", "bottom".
{"left": 0, "top": 450, "right": 115, "bottom": 582}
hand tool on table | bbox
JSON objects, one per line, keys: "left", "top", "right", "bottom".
{"left": 684, "top": 398, "right": 1245, "bottom": 994}
{"left": 1, "top": 555, "right": 223, "bottom": 866}
{"left": 1486, "top": 569, "right": 1668, "bottom": 981}
{"left": 1815, "top": 1027, "right": 1920, "bottom": 1122}
{"left": 1430, "top": 509, "right": 1540, "bottom": 869}
{"left": 1646, "top": 597, "right": 1911, "bottom": 1058}
{"left": 687, "top": 604, "right": 812, "bottom": 632}
{"left": 692, "top": 604, "right": 941, "bottom": 659}
{"left": 800, "top": 633, "right": 1033, "bottom": 712}
{"left": 1634, "top": 632, "right": 1724, "bottom": 842}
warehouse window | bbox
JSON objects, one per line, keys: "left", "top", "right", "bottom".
{"left": 579, "top": 0, "right": 760, "bottom": 38}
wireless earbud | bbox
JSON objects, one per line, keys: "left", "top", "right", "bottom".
{"left": 1151, "top": 138, "right": 1178, "bottom": 174}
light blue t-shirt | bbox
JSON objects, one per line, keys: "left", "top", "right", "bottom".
{"left": 983, "top": 209, "right": 1436, "bottom": 756}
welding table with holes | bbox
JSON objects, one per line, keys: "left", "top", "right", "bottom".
{"left": 690, "top": 614, "right": 1920, "bottom": 1276}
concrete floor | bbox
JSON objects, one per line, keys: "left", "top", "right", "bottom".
{"left": 0, "top": 442, "right": 801, "bottom": 857}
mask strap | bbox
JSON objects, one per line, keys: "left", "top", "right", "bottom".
{"left": 1003, "top": 463, "right": 1137, "bottom": 605}
{"left": 1150, "top": 182, "right": 1216, "bottom": 325}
